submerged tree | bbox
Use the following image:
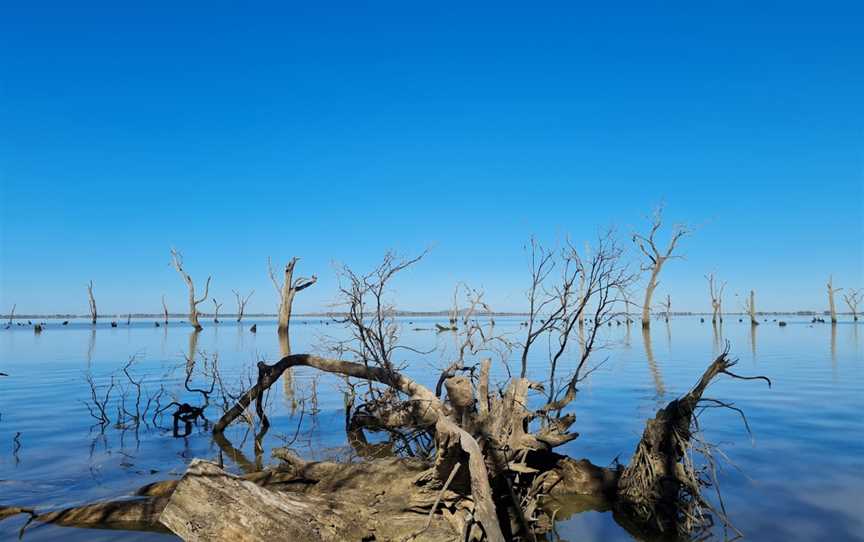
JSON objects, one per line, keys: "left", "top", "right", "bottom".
{"left": 706, "top": 272, "right": 726, "bottom": 324}
{"left": 660, "top": 293, "right": 672, "bottom": 322}
{"left": 161, "top": 294, "right": 169, "bottom": 325}
{"left": 268, "top": 257, "right": 316, "bottom": 336}
{"left": 170, "top": 249, "right": 211, "bottom": 330}
{"left": 87, "top": 281, "right": 97, "bottom": 324}
{"left": 843, "top": 288, "right": 862, "bottom": 322}
{"left": 232, "top": 289, "right": 254, "bottom": 322}
{"left": 212, "top": 299, "right": 222, "bottom": 323}
{"left": 827, "top": 276, "right": 841, "bottom": 324}
{"left": 744, "top": 289, "right": 759, "bottom": 326}
{"left": 632, "top": 206, "right": 689, "bottom": 329}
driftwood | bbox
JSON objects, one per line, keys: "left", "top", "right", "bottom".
{"left": 160, "top": 459, "right": 375, "bottom": 541}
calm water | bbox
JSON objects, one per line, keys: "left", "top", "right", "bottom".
{"left": 1, "top": 316, "right": 862, "bottom": 541}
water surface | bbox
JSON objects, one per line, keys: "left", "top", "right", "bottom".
{"left": 1, "top": 316, "right": 861, "bottom": 541}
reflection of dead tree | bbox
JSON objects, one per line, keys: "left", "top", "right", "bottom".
{"left": 161, "top": 294, "right": 169, "bottom": 325}
{"left": 87, "top": 281, "right": 97, "bottom": 324}
{"left": 843, "top": 288, "right": 862, "bottom": 321}
{"left": 212, "top": 299, "right": 222, "bottom": 323}
{"left": 744, "top": 289, "right": 759, "bottom": 326}
{"left": 232, "top": 289, "right": 254, "bottom": 322}
{"left": 827, "top": 276, "right": 842, "bottom": 324}
{"left": 632, "top": 206, "right": 689, "bottom": 329}
{"left": 268, "top": 256, "right": 316, "bottom": 336}
{"left": 705, "top": 273, "right": 726, "bottom": 324}
{"left": 170, "top": 249, "right": 211, "bottom": 330}
{"left": 642, "top": 326, "right": 666, "bottom": 396}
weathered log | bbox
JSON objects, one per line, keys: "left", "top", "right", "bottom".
{"left": 159, "top": 459, "right": 459, "bottom": 542}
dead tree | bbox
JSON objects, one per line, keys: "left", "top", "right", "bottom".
{"left": 87, "top": 281, "right": 97, "bottom": 324}
{"left": 843, "top": 288, "right": 862, "bottom": 321}
{"left": 232, "top": 289, "right": 254, "bottom": 322}
{"left": 212, "top": 299, "right": 222, "bottom": 323}
{"left": 632, "top": 206, "right": 689, "bottom": 329}
{"left": 170, "top": 249, "right": 211, "bottom": 330}
{"left": 211, "top": 241, "right": 770, "bottom": 540}
{"left": 209, "top": 242, "right": 765, "bottom": 540}
{"left": 660, "top": 294, "right": 672, "bottom": 322}
{"left": 268, "top": 257, "right": 316, "bottom": 336}
{"left": 6, "top": 304, "right": 14, "bottom": 328}
{"left": 705, "top": 272, "right": 726, "bottom": 324}
{"left": 827, "top": 276, "right": 842, "bottom": 324}
{"left": 161, "top": 295, "right": 169, "bottom": 325}
{"left": 744, "top": 289, "right": 759, "bottom": 326}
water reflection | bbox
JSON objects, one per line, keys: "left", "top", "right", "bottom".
{"left": 750, "top": 322, "right": 758, "bottom": 361}
{"left": 663, "top": 320, "right": 672, "bottom": 354}
{"left": 641, "top": 327, "right": 665, "bottom": 396}
{"left": 86, "top": 328, "right": 96, "bottom": 366}
{"left": 187, "top": 329, "right": 200, "bottom": 368}
{"left": 2, "top": 316, "right": 863, "bottom": 542}
{"left": 711, "top": 321, "right": 723, "bottom": 355}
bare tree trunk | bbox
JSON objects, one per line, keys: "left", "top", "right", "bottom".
{"left": 748, "top": 289, "right": 758, "bottom": 326}
{"left": 161, "top": 294, "right": 169, "bottom": 324}
{"left": 87, "top": 281, "right": 97, "bottom": 324}
{"left": 7, "top": 304, "right": 14, "bottom": 327}
{"left": 268, "top": 257, "right": 316, "bottom": 335}
{"left": 633, "top": 206, "right": 689, "bottom": 329}
{"left": 662, "top": 293, "right": 671, "bottom": 322}
{"left": 641, "top": 267, "right": 660, "bottom": 326}
{"left": 233, "top": 289, "right": 254, "bottom": 322}
{"left": 170, "top": 249, "right": 211, "bottom": 331}
{"left": 827, "top": 276, "right": 841, "bottom": 324}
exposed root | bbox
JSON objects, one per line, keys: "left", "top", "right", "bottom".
{"left": 616, "top": 345, "right": 770, "bottom": 539}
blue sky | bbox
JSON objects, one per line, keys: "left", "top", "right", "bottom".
{"left": 1, "top": 2, "right": 862, "bottom": 315}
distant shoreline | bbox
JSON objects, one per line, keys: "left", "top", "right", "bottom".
{"left": 0, "top": 310, "right": 851, "bottom": 319}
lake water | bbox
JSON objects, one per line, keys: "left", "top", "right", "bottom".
{"left": 1, "top": 316, "right": 862, "bottom": 541}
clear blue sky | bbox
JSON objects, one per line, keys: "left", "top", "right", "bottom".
{"left": 1, "top": 2, "right": 862, "bottom": 315}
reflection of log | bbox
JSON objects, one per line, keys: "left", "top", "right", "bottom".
{"left": 12, "top": 498, "right": 173, "bottom": 534}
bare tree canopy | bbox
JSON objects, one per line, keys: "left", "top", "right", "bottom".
{"left": 212, "top": 298, "right": 222, "bottom": 323}
{"left": 632, "top": 206, "right": 689, "bottom": 329}
{"left": 232, "top": 289, "right": 254, "bottom": 322}
{"left": 268, "top": 257, "right": 316, "bottom": 335}
{"left": 706, "top": 272, "right": 726, "bottom": 324}
{"left": 170, "top": 249, "right": 211, "bottom": 330}
{"left": 843, "top": 288, "right": 862, "bottom": 321}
